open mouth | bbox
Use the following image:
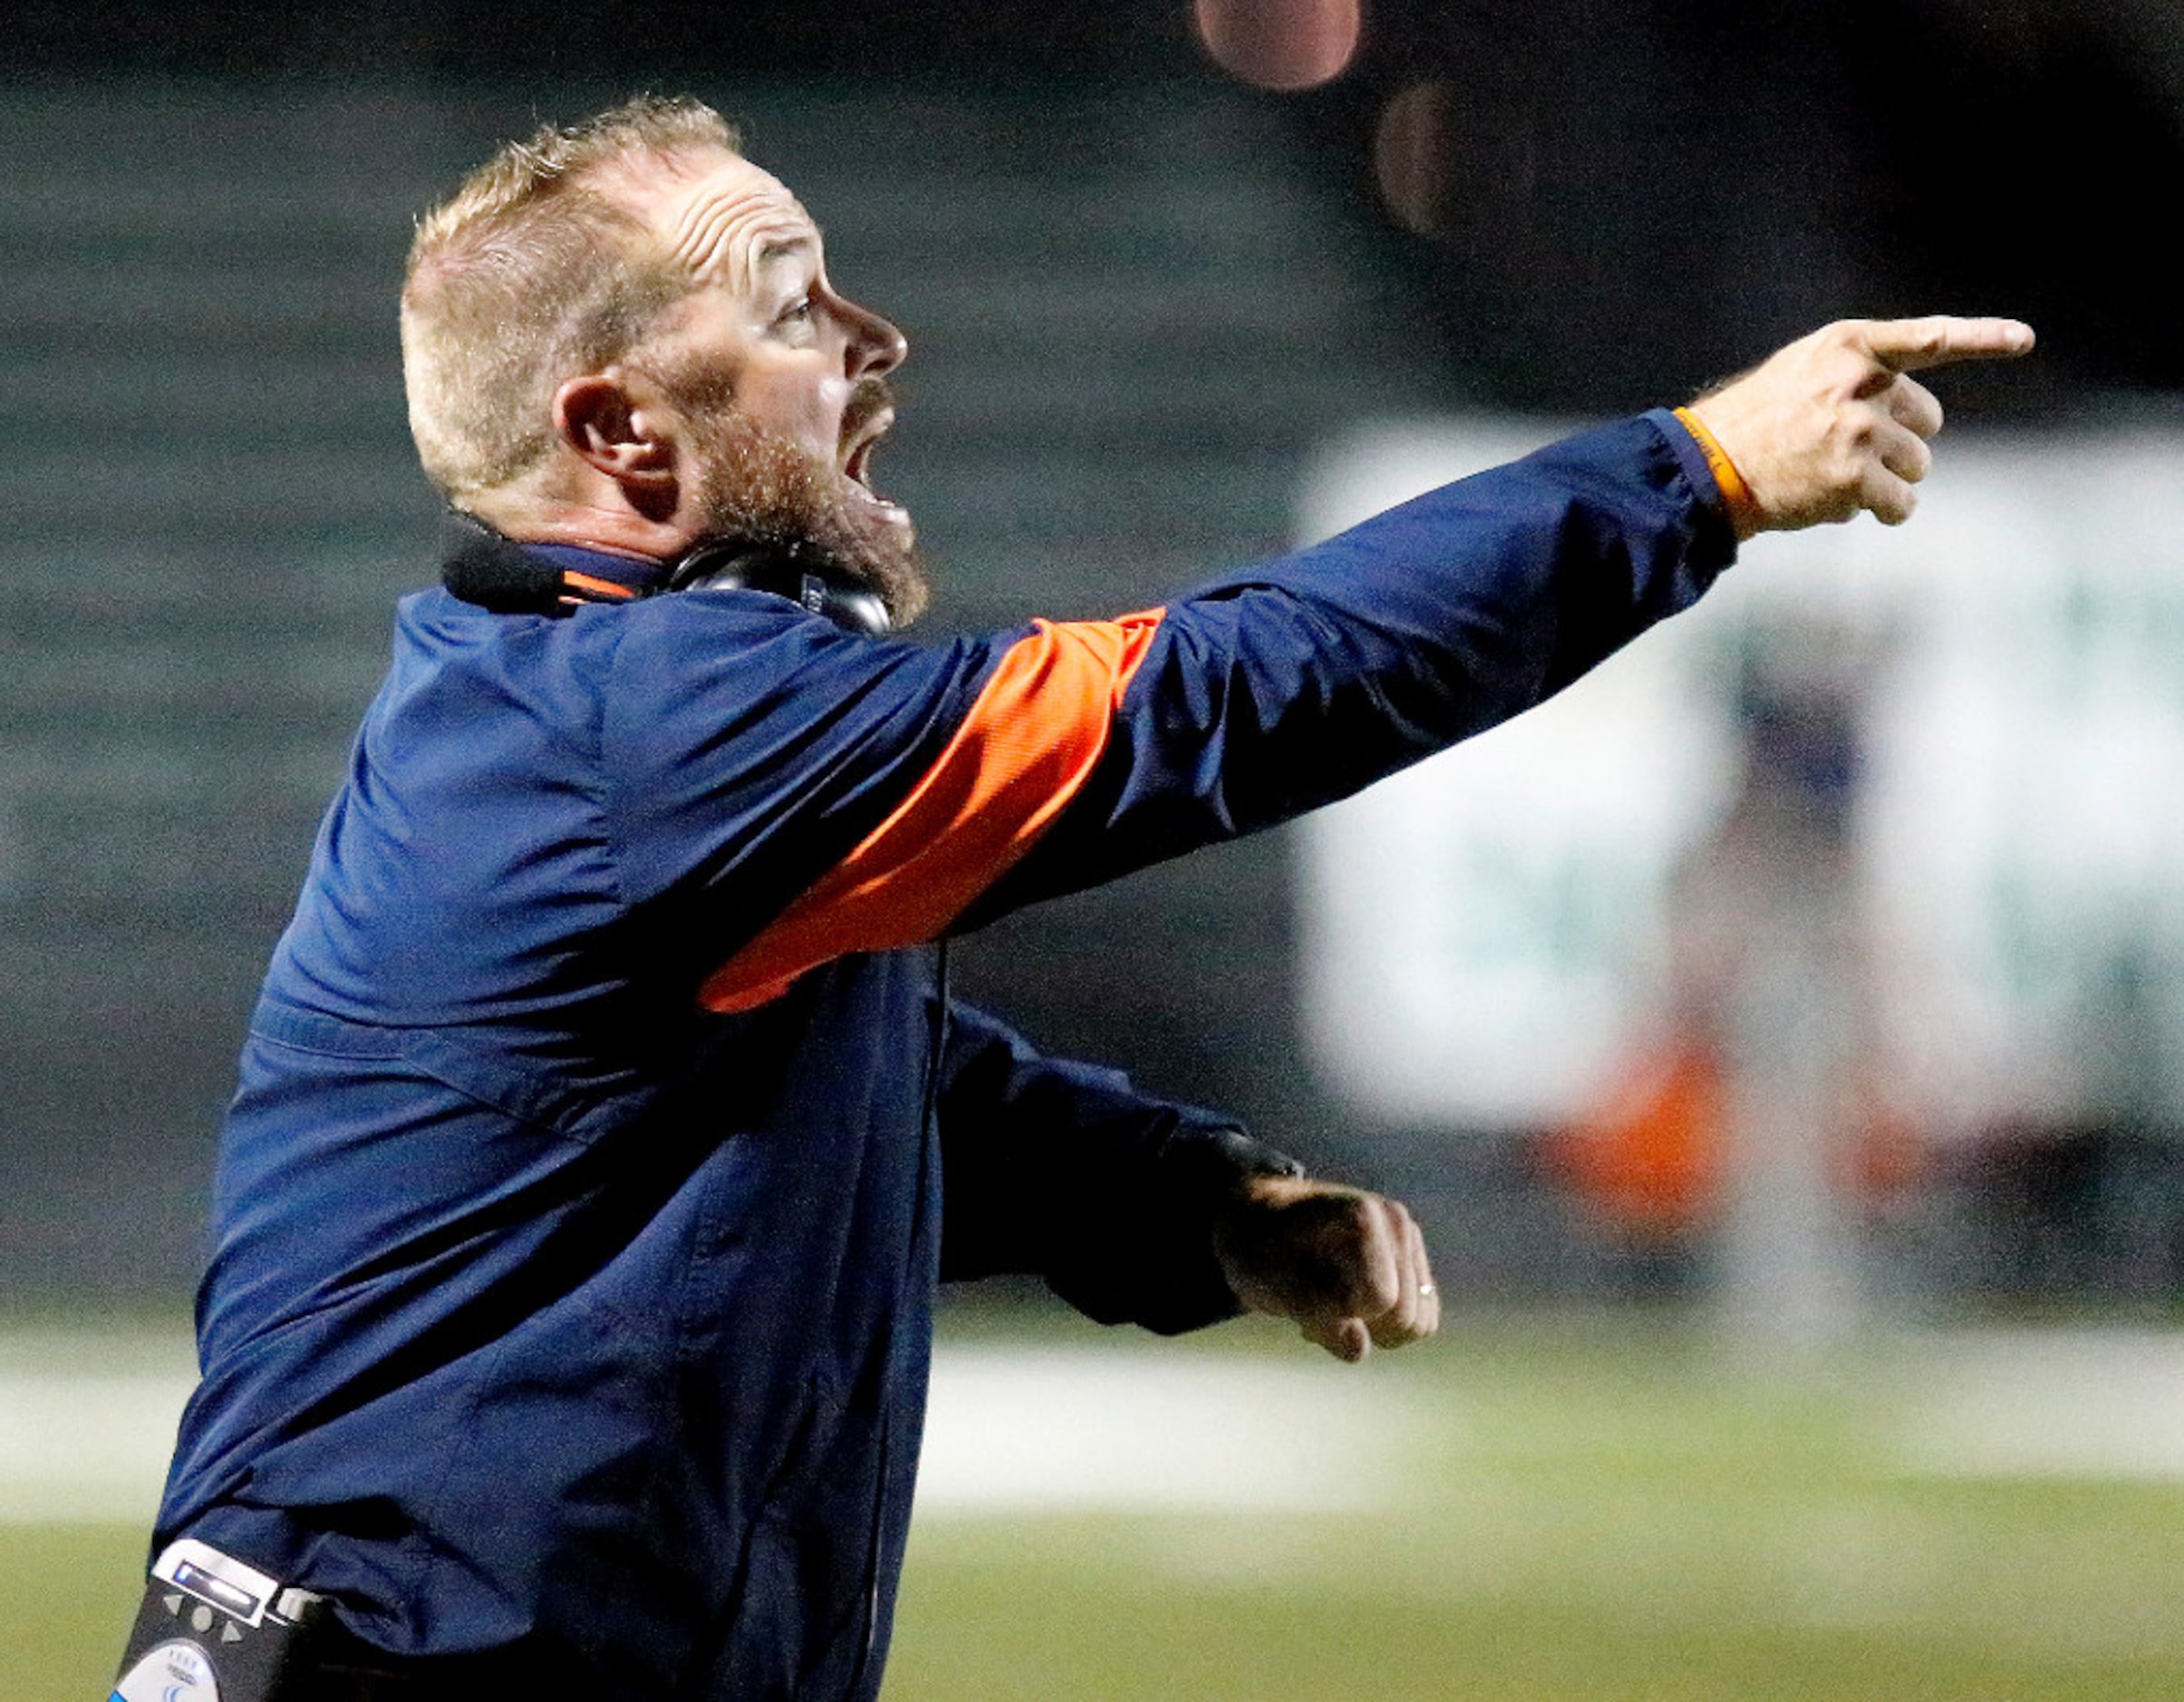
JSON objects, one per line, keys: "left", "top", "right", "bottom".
{"left": 841, "top": 412, "right": 912, "bottom": 532}
{"left": 843, "top": 432, "right": 884, "bottom": 491}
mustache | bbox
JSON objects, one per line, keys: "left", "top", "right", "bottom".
{"left": 840, "top": 375, "right": 898, "bottom": 444}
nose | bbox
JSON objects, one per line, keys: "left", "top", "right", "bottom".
{"left": 836, "top": 292, "right": 907, "bottom": 379}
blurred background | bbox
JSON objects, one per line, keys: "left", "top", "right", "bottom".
{"left": 4, "top": 2, "right": 2184, "bottom": 1696}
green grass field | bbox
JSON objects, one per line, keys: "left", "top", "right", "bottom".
{"left": 12, "top": 1314, "right": 2184, "bottom": 1699}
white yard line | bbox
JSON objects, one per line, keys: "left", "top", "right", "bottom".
{"left": 9, "top": 1324, "right": 2184, "bottom": 1529}
{"left": 0, "top": 1331, "right": 1427, "bottom": 1524}
{"left": 1890, "top": 1327, "right": 2184, "bottom": 1481}
{"left": 0, "top": 1330, "right": 197, "bottom": 1523}
{"left": 912, "top": 1345, "right": 1430, "bottom": 1516}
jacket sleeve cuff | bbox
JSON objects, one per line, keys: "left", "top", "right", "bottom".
{"left": 1657, "top": 405, "right": 1757, "bottom": 542}
{"left": 1046, "top": 1118, "right": 1302, "bottom": 1337}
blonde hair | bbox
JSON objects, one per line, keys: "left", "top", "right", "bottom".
{"left": 400, "top": 95, "right": 739, "bottom": 502}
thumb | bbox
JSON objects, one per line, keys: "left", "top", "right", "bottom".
{"left": 1304, "top": 1316, "right": 1371, "bottom": 1363}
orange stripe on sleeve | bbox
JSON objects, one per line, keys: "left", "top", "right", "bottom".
{"left": 1671, "top": 406, "right": 1760, "bottom": 537}
{"left": 698, "top": 610, "right": 1167, "bottom": 1013}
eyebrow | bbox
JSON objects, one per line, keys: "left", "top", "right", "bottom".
{"left": 757, "top": 235, "right": 818, "bottom": 266}
{"left": 752, "top": 237, "right": 820, "bottom": 292}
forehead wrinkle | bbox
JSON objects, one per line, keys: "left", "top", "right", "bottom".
{"left": 665, "top": 175, "right": 817, "bottom": 295}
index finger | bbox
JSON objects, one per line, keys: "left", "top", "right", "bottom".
{"left": 1856, "top": 315, "right": 2035, "bottom": 372}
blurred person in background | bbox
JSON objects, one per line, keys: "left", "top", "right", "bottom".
{"left": 114, "top": 94, "right": 2029, "bottom": 1702}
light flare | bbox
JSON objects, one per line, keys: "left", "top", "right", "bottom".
{"left": 1193, "top": 0, "right": 1363, "bottom": 92}
{"left": 1375, "top": 81, "right": 1454, "bottom": 237}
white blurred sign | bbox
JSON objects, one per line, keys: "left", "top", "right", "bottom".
{"left": 1297, "top": 419, "right": 2184, "bottom": 1134}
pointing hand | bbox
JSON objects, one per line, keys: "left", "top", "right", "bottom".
{"left": 1686, "top": 316, "right": 2034, "bottom": 537}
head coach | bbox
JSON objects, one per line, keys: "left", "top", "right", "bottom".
{"left": 114, "top": 94, "right": 2030, "bottom": 1702}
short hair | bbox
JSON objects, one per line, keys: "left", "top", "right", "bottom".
{"left": 401, "top": 94, "right": 739, "bottom": 502}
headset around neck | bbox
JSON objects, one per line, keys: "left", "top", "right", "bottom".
{"left": 439, "top": 514, "right": 892, "bottom": 637}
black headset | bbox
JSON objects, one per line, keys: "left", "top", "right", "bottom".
{"left": 663, "top": 537, "right": 890, "bottom": 636}
{"left": 439, "top": 514, "right": 891, "bottom": 637}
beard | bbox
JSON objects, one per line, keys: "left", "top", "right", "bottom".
{"left": 676, "top": 378, "right": 931, "bottom": 628}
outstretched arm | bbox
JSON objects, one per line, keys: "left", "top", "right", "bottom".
{"left": 622, "top": 314, "right": 2034, "bottom": 1014}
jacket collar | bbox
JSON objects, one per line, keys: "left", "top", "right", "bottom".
{"left": 438, "top": 512, "right": 671, "bottom": 613}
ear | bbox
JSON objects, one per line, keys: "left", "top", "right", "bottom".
{"left": 551, "top": 373, "right": 680, "bottom": 512}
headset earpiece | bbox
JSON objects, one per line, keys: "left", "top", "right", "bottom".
{"left": 668, "top": 539, "right": 892, "bottom": 636}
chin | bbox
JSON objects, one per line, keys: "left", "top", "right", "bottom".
{"left": 687, "top": 408, "right": 933, "bottom": 626}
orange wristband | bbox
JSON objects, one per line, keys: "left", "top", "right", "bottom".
{"left": 1672, "top": 406, "right": 1759, "bottom": 535}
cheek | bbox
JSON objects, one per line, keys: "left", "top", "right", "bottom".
{"left": 732, "top": 362, "right": 852, "bottom": 455}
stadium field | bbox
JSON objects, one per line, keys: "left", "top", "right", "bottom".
{"left": 7, "top": 1313, "right": 2182, "bottom": 1698}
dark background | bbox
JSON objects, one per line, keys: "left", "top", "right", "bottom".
{"left": 3, "top": 0, "right": 2179, "bottom": 1301}
{"left": 10, "top": 0, "right": 2178, "bottom": 402}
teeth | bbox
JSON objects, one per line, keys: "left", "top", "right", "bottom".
{"left": 847, "top": 483, "right": 911, "bottom": 528}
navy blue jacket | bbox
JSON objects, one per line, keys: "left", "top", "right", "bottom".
{"left": 154, "top": 412, "right": 1735, "bottom": 1698}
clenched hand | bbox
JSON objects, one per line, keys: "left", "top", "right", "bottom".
{"left": 1213, "top": 1174, "right": 1438, "bottom": 1363}
{"left": 1686, "top": 315, "right": 2034, "bottom": 537}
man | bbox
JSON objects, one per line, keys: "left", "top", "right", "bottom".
{"left": 122, "top": 94, "right": 2028, "bottom": 1701}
